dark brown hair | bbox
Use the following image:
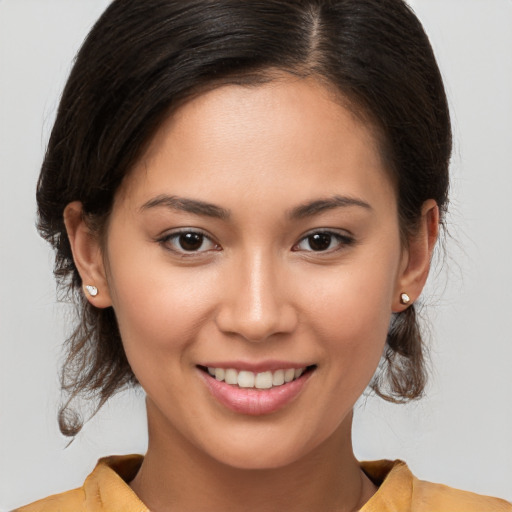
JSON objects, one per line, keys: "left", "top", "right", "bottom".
{"left": 37, "top": 0, "right": 451, "bottom": 436}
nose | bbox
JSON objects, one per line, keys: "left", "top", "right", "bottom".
{"left": 215, "top": 250, "right": 298, "bottom": 342}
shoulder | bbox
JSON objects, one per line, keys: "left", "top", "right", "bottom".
{"left": 361, "top": 460, "right": 512, "bottom": 512}
{"left": 13, "top": 488, "right": 86, "bottom": 512}
{"left": 13, "top": 455, "right": 147, "bottom": 512}
{"left": 413, "top": 478, "right": 512, "bottom": 512}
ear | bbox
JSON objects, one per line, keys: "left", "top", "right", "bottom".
{"left": 63, "top": 201, "right": 112, "bottom": 308}
{"left": 393, "top": 199, "right": 439, "bottom": 312}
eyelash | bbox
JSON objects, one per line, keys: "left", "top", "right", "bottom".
{"left": 157, "top": 229, "right": 355, "bottom": 255}
{"left": 157, "top": 229, "right": 220, "bottom": 256}
{"left": 292, "top": 230, "right": 355, "bottom": 253}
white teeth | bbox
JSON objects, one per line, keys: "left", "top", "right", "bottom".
{"left": 206, "top": 366, "right": 308, "bottom": 389}
{"left": 224, "top": 368, "right": 238, "bottom": 385}
{"left": 255, "top": 371, "right": 273, "bottom": 389}
{"left": 238, "top": 370, "right": 255, "bottom": 388}
{"left": 272, "top": 369, "right": 285, "bottom": 386}
{"left": 284, "top": 368, "right": 295, "bottom": 383}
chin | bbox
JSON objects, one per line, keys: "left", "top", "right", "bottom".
{"left": 194, "top": 422, "right": 332, "bottom": 471}
{"left": 209, "top": 442, "right": 308, "bottom": 471}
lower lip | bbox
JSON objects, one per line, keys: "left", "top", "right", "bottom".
{"left": 200, "top": 370, "right": 313, "bottom": 415}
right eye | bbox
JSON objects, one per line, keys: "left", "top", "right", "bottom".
{"left": 158, "top": 230, "right": 220, "bottom": 254}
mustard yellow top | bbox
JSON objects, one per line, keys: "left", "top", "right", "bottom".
{"left": 15, "top": 455, "right": 512, "bottom": 512}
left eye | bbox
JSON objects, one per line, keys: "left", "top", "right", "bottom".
{"left": 160, "top": 231, "right": 219, "bottom": 253}
{"left": 294, "top": 232, "right": 353, "bottom": 252}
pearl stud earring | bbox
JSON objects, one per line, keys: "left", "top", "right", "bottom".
{"left": 400, "top": 292, "right": 410, "bottom": 305}
{"left": 85, "top": 285, "right": 98, "bottom": 297}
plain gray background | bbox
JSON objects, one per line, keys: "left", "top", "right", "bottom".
{"left": 1, "top": 0, "right": 511, "bottom": 509}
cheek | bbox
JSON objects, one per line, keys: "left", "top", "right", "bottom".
{"left": 301, "top": 254, "right": 398, "bottom": 385}
{"left": 304, "top": 259, "right": 396, "bottom": 337}
{"left": 322, "top": 297, "right": 389, "bottom": 392}
{"left": 106, "top": 246, "right": 219, "bottom": 363}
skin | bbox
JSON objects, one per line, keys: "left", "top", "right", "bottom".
{"left": 65, "top": 76, "right": 438, "bottom": 511}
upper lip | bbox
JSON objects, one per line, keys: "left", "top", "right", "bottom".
{"left": 198, "top": 360, "right": 314, "bottom": 373}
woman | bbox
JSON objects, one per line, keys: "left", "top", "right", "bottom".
{"left": 13, "top": 0, "right": 512, "bottom": 510}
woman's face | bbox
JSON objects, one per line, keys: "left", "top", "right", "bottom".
{"left": 100, "top": 77, "right": 411, "bottom": 468}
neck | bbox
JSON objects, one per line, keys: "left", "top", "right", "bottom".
{"left": 130, "top": 407, "right": 376, "bottom": 512}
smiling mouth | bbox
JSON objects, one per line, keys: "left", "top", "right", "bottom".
{"left": 198, "top": 365, "right": 317, "bottom": 390}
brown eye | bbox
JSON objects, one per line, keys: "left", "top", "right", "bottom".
{"left": 179, "top": 232, "right": 205, "bottom": 251}
{"left": 294, "top": 230, "right": 354, "bottom": 253}
{"left": 159, "top": 230, "right": 219, "bottom": 254}
{"left": 307, "top": 233, "right": 332, "bottom": 251}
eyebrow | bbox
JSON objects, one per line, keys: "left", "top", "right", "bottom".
{"left": 140, "top": 194, "right": 371, "bottom": 220}
{"left": 288, "top": 195, "right": 372, "bottom": 219}
{"left": 140, "top": 195, "right": 230, "bottom": 219}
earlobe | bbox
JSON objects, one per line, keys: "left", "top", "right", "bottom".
{"left": 393, "top": 200, "right": 439, "bottom": 312}
{"left": 63, "top": 201, "right": 112, "bottom": 308}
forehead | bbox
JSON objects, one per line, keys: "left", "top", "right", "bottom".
{"left": 117, "top": 76, "right": 394, "bottom": 213}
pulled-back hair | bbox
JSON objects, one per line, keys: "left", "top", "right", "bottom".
{"left": 37, "top": 0, "right": 451, "bottom": 436}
